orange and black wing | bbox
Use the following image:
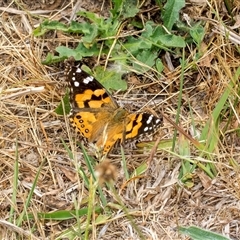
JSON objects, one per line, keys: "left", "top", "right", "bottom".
{"left": 65, "top": 62, "right": 118, "bottom": 148}
{"left": 65, "top": 62, "right": 118, "bottom": 110}
{"left": 111, "top": 112, "right": 163, "bottom": 141}
{"left": 65, "top": 61, "right": 163, "bottom": 155}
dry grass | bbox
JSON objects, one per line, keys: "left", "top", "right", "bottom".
{"left": 0, "top": 0, "right": 240, "bottom": 239}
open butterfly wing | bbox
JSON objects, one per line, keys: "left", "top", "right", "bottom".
{"left": 65, "top": 62, "right": 118, "bottom": 110}
{"left": 65, "top": 60, "right": 163, "bottom": 156}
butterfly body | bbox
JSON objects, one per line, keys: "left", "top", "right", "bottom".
{"left": 65, "top": 61, "right": 163, "bottom": 155}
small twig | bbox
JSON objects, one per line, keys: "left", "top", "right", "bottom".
{"left": 214, "top": 25, "right": 240, "bottom": 45}
{"left": 0, "top": 86, "right": 44, "bottom": 100}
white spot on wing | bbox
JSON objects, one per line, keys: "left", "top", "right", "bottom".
{"left": 74, "top": 81, "right": 80, "bottom": 87}
{"left": 156, "top": 119, "right": 161, "bottom": 124}
{"left": 76, "top": 67, "right": 82, "bottom": 73}
{"left": 144, "top": 126, "right": 149, "bottom": 132}
{"left": 83, "top": 76, "right": 94, "bottom": 84}
{"left": 72, "top": 77, "right": 75, "bottom": 81}
{"left": 146, "top": 115, "right": 153, "bottom": 124}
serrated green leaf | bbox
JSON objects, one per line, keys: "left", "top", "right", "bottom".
{"left": 190, "top": 23, "right": 205, "bottom": 46}
{"left": 141, "top": 21, "right": 155, "bottom": 38}
{"left": 162, "top": 0, "right": 185, "bottom": 31}
{"left": 68, "top": 21, "right": 90, "bottom": 34}
{"left": 55, "top": 43, "right": 99, "bottom": 62}
{"left": 150, "top": 25, "right": 165, "bottom": 41}
{"left": 42, "top": 53, "right": 66, "bottom": 64}
{"left": 121, "top": 0, "right": 139, "bottom": 19}
{"left": 78, "top": 10, "right": 104, "bottom": 25}
{"left": 111, "top": 0, "right": 121, "bottom": 18}
{"left": 67, "top": 21, "right": 84, "bottom": 33}
{"left": 75, "top": 42, "right": 99, "bottom": 55}
{"left": 133, "top": 50, "right": 158, "bottom": 73}
{"left": 69, "top": 20, "right": 99, "bottom": 42}
{"left": 33, "top": 20, "right": 68, "bottom": 36}
{"left": 124, "top": 36, "right": 152, "bottom": 54}
{"left": 136, "top": 22, "right": 185, "bottom": 50}
{"left": 82, "top": 24, "right": 98, "bottom": 43}
{"left": 78, "top": 10, "right": 120, "bottom": 39}
{"left": 95, "top": 66, "right": 127, "bottom": 91}
{"left": 56, "top": 46, "right": 82, "bottom": 60}
{"left": 111, "top": 0, "right": 139, "bottom": 20}
{"left": 157, "top": 34, "right": 186, "bottom": 48}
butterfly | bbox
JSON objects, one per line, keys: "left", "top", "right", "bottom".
{"left": 65, "top": 61, "right": 163, "bottom": 155}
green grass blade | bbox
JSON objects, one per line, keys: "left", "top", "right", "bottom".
{"left": 9, "top": 139, "right": 19, "bottom": 223}
{"left": 179, "top": 225, "right": 231, "bottom": 240}
{"left": 200, "top": 67, "right": 240, "bottom": 152}
{"left": 16, "top": 159, "right": 45, "bottom": 226}
{"left": 80, "top": 144, "right": 107, "bottom": 207}
{"left": 23, "top": 207, "right": 101, "bottom": 220}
